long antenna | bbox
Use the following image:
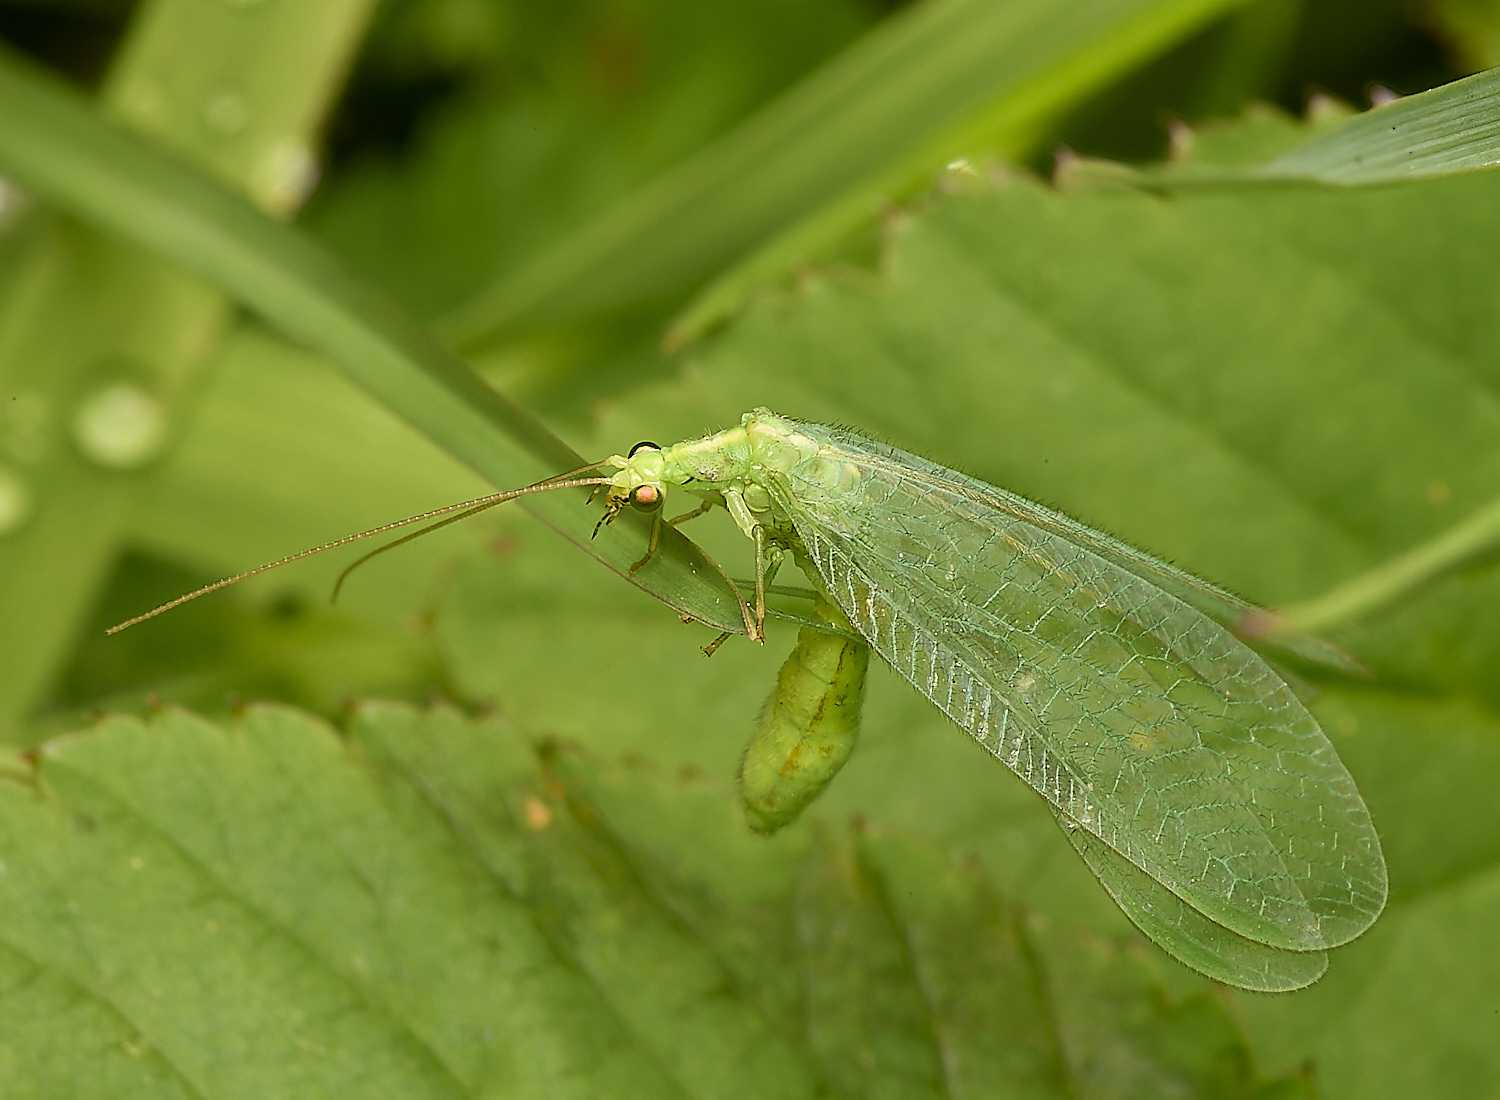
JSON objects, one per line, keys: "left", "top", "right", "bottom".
{"left": 107, "top": 467, "right": 612, "bottom": 635}
{"left": 330, "top": 496, "right": 502, "bottom": 603}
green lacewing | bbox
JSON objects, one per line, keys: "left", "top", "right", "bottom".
{"left": 112, "top": 407, "right": 1386, "bottom": 991}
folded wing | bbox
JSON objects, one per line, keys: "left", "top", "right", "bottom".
{"left": 779, "top": 423, "right": 1386, "bottom": 951}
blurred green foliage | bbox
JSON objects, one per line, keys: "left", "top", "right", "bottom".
{"left": 0, "top": 0, "right": 1498, "bottom": 1096}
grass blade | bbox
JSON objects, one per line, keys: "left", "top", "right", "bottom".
{"left": 440, "top": 0, "right": 1253, "bottom": 346}
{"left": 0, "top": 47, "right": 748, "bottom": 636}
{"left": 1262, "top": 66, "right": 1500, "bottom": 184}
{"left": 1069, "top": 66, "right": 1500, "bottom": 190}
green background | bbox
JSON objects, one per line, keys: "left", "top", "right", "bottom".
{"left": 0, "top": 0, "right": 1497, "bottom": 1095}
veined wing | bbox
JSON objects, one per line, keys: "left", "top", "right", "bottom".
{"left": 1055, "top": 811, "right": 1328, "bottom": 991}
{"left": 810, "top": 425, "right": 1361, "bottom": 675}
{"left": 777, "top": 422, "right": 1386, "bottom": 951}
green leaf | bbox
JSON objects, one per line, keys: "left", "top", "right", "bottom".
{"left": 12, "top": 9, "right": 1496, "bottom": 1093}
{"left": 423, "top": 125, "right": 1500, "bottom": 1080}
{"left": 840, "top": 831, "right": 1072, "bottom": 1097}
{"left": 0, "top": 45, "right": 748, "bottom": 637}
{"left": 680, "top": 174, "right": 1500, "bottom": 596}
{"left": 0, "top": 703, "right": 1309, "bottom": 1096}
{"left": 1, "top": 707, "right": 699, "bottom": 1097}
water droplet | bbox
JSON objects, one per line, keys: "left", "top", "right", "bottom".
{"left": 0, "top": 466, "right": 31, "bottom": 535}
{"left": 255, "top": 138, "right": 320, "bottom": 213}
{"left": 73, "top": 383, "right": 167, "bottom": 470}
{"left": 204, "top": 87, "right": 250, "bottom": 135}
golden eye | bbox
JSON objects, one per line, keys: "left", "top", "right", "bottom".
{"left": 628, "top": 440, "right": 661, "bottom": 457}
{"left": 631, "top": 484, "right": 662, "bottom": 509}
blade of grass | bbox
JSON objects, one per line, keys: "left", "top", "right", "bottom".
{"left": 673, "top": 0, "right": 1271, "bottom": 346}
{"left": 439, "top": 0, "right": 1253, "bottom": 347}
{"left": 0, "top": 0, "right": 377, "bottom": 736}
{"left": 0, "top": 46, "right": 748, "bottom": 638}
{"left": 1260, "top": 66, "right": 1500, "bottom": 183}
{"left": 1069, "top": 66, "right": 1500, "bottom": 190}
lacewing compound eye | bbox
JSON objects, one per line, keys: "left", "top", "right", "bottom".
{"left": 628, "top": 440, "right": 661, "bottom": 457}
{"left": 631, "top": 484, "right": 661, "bottom": 508}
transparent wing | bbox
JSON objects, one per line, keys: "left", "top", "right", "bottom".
{"left": 813, "top": 426, "right": 1363, "bottom": 675}
{"left": 1055, "top": 811, "right": 1328, "bottom": 992}
{"left": 778, "top": 423, "right": 1386, "bottom": 951}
